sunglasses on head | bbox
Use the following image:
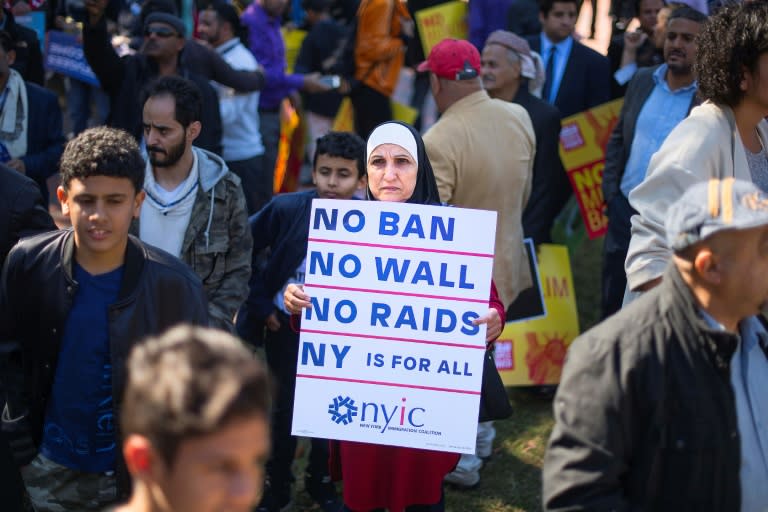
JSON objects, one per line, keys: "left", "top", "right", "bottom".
{"left": 455, "top": 60, "right": 479, "bottom": 80}
{"left": 144, "top": 26, "right": 178, "bottom": 38}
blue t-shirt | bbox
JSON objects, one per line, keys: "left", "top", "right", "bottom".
{"left": 40, "top": 263, "right": 123, "bottom": 473}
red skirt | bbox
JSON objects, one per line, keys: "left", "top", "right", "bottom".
{"left": 331, "top": 440, "right": 459, "bottom": 511}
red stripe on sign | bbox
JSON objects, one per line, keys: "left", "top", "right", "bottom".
{"left": 296, "top": 373, "right": 481, "bottom": 395}
{"left": 304, "top": 283, "right": 488, "bottom": 304}
{"left": 300, "top": 328, "right": 486, "bottom": 350}
{"left": 307, "top": 237, "right": 494, "bottom": 258}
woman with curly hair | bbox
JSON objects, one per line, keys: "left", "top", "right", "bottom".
{"left": 624, "top": 0, "right": 768, "bottom": 296}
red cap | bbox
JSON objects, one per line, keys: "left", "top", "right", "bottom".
{"left": 417, "top": 39, "right": 481, "bottom": 80}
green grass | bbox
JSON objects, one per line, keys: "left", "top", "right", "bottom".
{"left": 443, "top": 390, "right": 555, "bottom": 512}
{"left": 285, "top": 200, "right": 605, "bottom": 511}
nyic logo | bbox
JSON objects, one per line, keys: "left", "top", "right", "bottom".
{"left": 328, "top": 396, "right": 427, "bottom": 433}
{"left": 328, "top": 395, "right": 358, "bottom": 425}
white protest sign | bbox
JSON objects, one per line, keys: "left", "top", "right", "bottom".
{"left": 291, "top": 199, "right": 497, "bottom": 454}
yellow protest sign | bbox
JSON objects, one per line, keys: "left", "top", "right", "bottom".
{"left": 415, "top": 1, "right": 468, "bottom": 56}
{"left": 559, "top": 99, "right": 623, "bottom": 239}
{"left": 494, "top": 244, "right": 579, "bottom": 386}
{"left": 281, "top": 28, "right": 307, "bottom": 74}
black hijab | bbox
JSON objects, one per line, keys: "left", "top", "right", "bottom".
{"left": 365, "top": 121, "right": 441, "bottom": 206}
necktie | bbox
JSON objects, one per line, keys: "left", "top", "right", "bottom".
{"left": 542, "top": 46, "right": 557, "bottom": 104}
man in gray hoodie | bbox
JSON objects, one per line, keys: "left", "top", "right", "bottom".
{"left": 136, "top": 75, "right": 252, "bottom": 331}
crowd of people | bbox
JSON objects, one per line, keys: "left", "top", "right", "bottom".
{"left": 0, "top": 0, "right": 767, "bottom": 510}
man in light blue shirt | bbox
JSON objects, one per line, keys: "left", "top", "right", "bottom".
{"left": 730, "top": 315, "right": 768, "bottom": 511}
{"left": 198, "top": 2, "right": 266, "bottom": 214}
{"left": 600, "top": 6, "right": 706, "bottom": 318}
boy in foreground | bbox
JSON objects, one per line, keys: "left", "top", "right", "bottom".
{"left": 0, "top": 126, "right": 208, "bottom": 511}
{"left": 113, "top": 325, "right": 271, "bottom": 512}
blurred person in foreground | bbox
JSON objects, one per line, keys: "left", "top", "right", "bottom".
{"left": 112, "top": 325, "right": 271, "bottom": 512}
{"left": 544, "top": 178, "right": 768, "bottom": 511}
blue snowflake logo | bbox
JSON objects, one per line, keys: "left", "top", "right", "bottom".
{"left": 328, "top": 395, "right": 358, "bottom": 425}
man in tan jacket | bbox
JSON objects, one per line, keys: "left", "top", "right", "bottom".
{"left": 421, "top": 37, "right": 535, "bottom": 488}
{"left": 422, "top": 38, "right": 535, "bottom": 311}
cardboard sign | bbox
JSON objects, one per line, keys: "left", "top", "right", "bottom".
{"left": 292, "top": 200, "right": 497, "bottom": 454}
{"left": 415, "top": 1, "right": 468, "bottom": 56}
{"left": 45, "top": 31, "right": 100, "bottom": 86}
{"left": 559, "top": 99, "right": 624, "bottom": 239}
{"left": 495, "top": 244, "right": 579, "bottom": 386}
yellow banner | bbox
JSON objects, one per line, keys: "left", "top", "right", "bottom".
{"left": 495, "top": 244, "right": 579, "bottom": 386}
{"left": 274, "top": 99, "right": 301, "bottom": 193}
{"left": 281, "top": 28, "right": 307, "bottom": 74}
{"left": 558, "top": 99, "right": 623, "bottom": 239}
{"left": 332, "top": 99, "right": 419, "bottom": 132}
{"left": 332, "top": 97, "right": 354, "bottom": 132}
{"left": 415, "top": 1, "right": 468, "bottom": 56}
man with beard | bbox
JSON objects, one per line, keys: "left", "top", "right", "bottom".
{"left": 83, "top": 1, "right": 222, "bottom": 154}
{"left": 600, "top": 5, "right": 705, "bottom": 318}
{"left": 481, "top": 30, "right": 564, "bottom": 244}
{"left": 135, "top": 76, "right": 251, "bottom": 331}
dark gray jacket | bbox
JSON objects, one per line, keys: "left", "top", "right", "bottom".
{"left": 0, "top": 164, "right": 55, "bottom": 270}
{"left": 543, "top": 265, "right": 741, "bottom": 511}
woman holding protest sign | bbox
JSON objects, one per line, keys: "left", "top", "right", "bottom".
{"left": 285, "top": 121, "right": 505, "bottom": 511}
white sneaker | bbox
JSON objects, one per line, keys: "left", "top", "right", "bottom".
{"left": 476, "top": 421, "right": 496, "bottom": 459}
{"left": 444, "top": 454, "right": 482, "bottom": 488}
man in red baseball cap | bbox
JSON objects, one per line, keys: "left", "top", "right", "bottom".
{"left": 417, "top": 38, "right": 482, "bottom": 80}
{"left": 421, "top": 37, "right": 536, "bottom": 488}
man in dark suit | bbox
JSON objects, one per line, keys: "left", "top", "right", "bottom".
{"left": 0, "top": 163, "right": 55, "bottom": 269}
{"left": 0, "top": 7, "right": 43, "bottom": 85}
{"left": 0, "top": 30, "right": 65, "bottom": 204}
{"left": 0, "top": 163, "right": 55, "bottom": 512}
{"left": 527, "top": 0, "right": 610, "bottom": 118}
{"left": 482, "top": 29, "right": 564, "bottom": 244}
{"left": 525, "top": 0, "right": 610, "bottom": 228}
{"left": 600, "top": 5, "right": 705, "bottom": 317}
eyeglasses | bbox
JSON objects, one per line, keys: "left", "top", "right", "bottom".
{"left": 144, "top": 26, "right": 178, "bottom": 38}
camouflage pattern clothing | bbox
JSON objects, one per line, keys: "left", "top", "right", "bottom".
{"left": 21, "top": 454, "right": 117, "bottom": 512}
{"left": 134, "top": 147, "right": 253, "bottom": 332}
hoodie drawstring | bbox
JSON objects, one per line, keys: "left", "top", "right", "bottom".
{"left": 204, "top": 186, "right": 215, "bottom": 249}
